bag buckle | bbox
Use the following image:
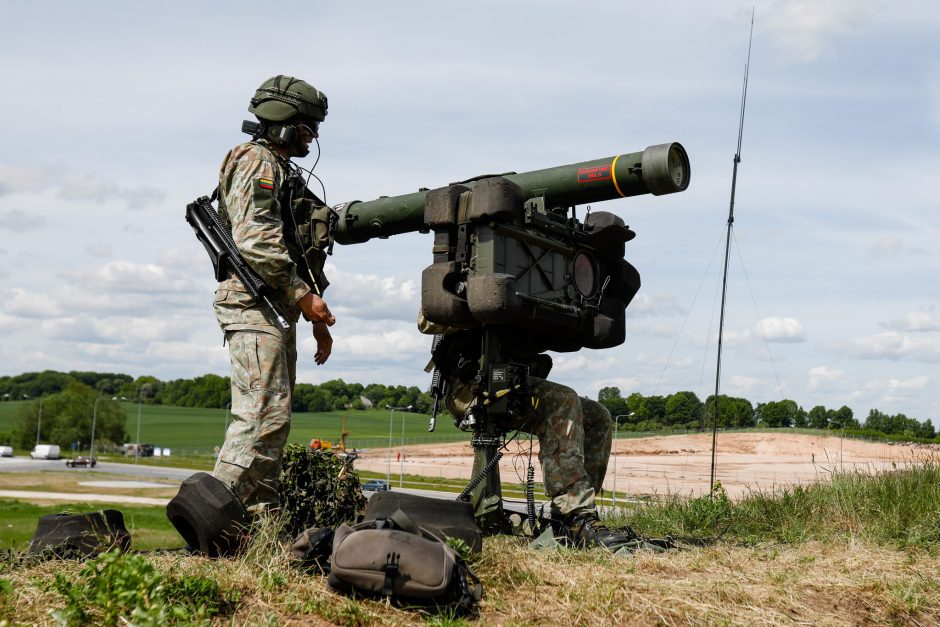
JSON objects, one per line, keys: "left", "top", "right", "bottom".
{"left": 382, "top": 551, "right": 400, "bottom": 597}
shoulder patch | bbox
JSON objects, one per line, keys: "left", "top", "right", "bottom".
{"left": 258, "top": 178, "right": 275, "bottom": 190}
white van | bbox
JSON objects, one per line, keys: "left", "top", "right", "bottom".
{"left": 30, "top": 444, "right": 61, "bottom": 460}
{"left": 0, "top": 445, "right": 13, "bottom": 457}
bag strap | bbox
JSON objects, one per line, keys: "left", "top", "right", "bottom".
{"left": 387, "top": 509, "right": 422, "bottom": 536}
{"left": 454, "top": 562, "right": 483, "bottom": 610}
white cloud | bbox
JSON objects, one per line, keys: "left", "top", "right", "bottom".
{"left": 847, "top": 332, "right": 940, "bottom": 363}
{"left": 625, "top": 293, "right": 686, "bottom": 318}
{"left": 0, "top": 164, "right": 164, "bottom": 210}
{"left": 866, "top": 375, "right": 930, "bottom": 393}
{"left": 0, "top": 165, "right": 53, "bottom": 195}
{"left": 867, "top": 237, "right": 927, "bottom": 258}
{"left": 721, "top": 317, "right": 807, "bottom": 347}
{"left": 882, "top": 308, "right": 940, "bottom": 333}
{"left": 808, "top": 365, "right": 848, "bottom": 390}
{"left": 60, "top": 260, "right": 191, "bottom": 295}
{"left": 146, "top": 341, "right": 229, "bottom": 368}
{"left": 727, "top": 375, "right": 762, "bottom": 393}
{"left": 333, "top": 327, "right": 428, "bottom": 362}
{"left": 84, "top": 243, "right": 112, "bottom": 258}
{"left": 766, "top": 0, "right": 877, "bottom": 62}
{"left": 4, "top": 288, "right": 63, "bottom": 319}
{"left": 327, "top": 264, "right": 419, "bottom": 322}
{"left": 0, "top": 209, "right": 46, "bottom": 232}
{"left": 759, "top": 317, "right": 807, "bottom": 343}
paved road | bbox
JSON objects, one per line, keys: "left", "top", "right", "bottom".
{"left": 0, "top": 456, "right": 553, "bottom": 513}
{"left": 0, "top": 456, "right": 198, "bottom": 481}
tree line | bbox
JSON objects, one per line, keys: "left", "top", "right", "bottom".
{"left": 597, "top": 386, "right": 936, "bottom": 441}
{"left": 2, "top": 371, "right": 935, "bottom": 449}
{"left": 0, "top": 371, "right": 432, "bottom": 416}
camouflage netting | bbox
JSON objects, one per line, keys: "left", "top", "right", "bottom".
{"left": 278, "top": 444, "right": 366, "bottom": 537}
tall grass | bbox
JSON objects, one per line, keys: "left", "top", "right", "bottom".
{"left": 618, "top": 459, "right": 940, "bottom": 550}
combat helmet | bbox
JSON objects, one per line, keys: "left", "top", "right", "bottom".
{"left": 249, "top": 75, "right": 328, "bottom": 125}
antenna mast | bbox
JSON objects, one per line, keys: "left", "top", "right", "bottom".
{"left": 710, "top": 9, "right": 754, "bottom": 493}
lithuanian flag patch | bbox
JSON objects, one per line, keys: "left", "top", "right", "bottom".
{"left": 258, "top": 178, "right": 274, "bottom": 190}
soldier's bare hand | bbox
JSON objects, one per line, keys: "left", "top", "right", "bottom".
{"left": 313, "top": 322, "right": 333, "bottom": 365}
{"left": 299, "top": 292, "right": 335, "bottom": 326}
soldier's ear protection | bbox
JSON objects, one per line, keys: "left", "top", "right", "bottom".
{"left": 239, "top": 119, "right": 300, "bottom": 145}
{"left": 273, "top": 124, "right": 299, "bottom": 144}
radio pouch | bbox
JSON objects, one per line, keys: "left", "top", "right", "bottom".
{"left": 327, "top": 509, "right": 482, "bottom": 613}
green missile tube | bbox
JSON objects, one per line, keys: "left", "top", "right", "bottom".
{"left": 334, "top": 142, "right": 689, "bottom": 245}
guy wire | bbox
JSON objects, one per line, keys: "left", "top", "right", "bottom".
{"left": 732, "top": 231, "right": 784, "bottom": 396}
{"left": 652, "top": 226, "right": 726, "bottom": 396}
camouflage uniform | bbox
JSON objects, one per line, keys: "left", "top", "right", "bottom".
{"left": 527, "top": 378, "right": 612, "bottom": 517}
{"left": 445, "top": 376, "right": 611, "bottom": 518}
{"left": 212, "top": 138, "right": 310, "bottom": 512}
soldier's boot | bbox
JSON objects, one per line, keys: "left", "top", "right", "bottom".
{"left": 564, "top": 509, "right": 638, "bottom": 550}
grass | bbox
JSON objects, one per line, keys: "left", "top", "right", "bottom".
{"left": 0, "top": 500, "right": 182, "bottom": 552}
{"left": 0, "top": 400, "right": 467, "bottom": 455}
{"left": 3, "top": 461, "right": 940, "bottom": 624}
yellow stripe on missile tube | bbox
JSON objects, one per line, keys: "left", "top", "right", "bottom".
{"left": 611, "top": 154, "right": 625, "bottom": 198}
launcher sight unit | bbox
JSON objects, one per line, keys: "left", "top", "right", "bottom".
{"left": 334, "top": 142, "right": 690, "bottom": 530}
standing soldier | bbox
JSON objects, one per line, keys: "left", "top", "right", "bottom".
{"left": 213, "top": 75, "right": 336, "bottom": 514}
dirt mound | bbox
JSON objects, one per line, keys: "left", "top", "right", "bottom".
{"left": 356, "top": 432, "right": 935, "bottom": 499}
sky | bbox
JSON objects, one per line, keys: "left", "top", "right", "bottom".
{"left": 0, "top": 0, "right": 937, "bottom": 422}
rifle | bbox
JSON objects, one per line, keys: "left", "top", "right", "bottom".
{"left": 185, "top": 195, "right": 290, "bottom": 330}
{"left": 427, "top": 333, "right": 447, "bottom": 432}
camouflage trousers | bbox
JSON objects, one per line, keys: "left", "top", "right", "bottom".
{"left": 447, "top": 376, "right": 612, "bottom": 518}
{"left": 527, "top": 378, "right": 612, "bottom": 517}
{"left": 213, "top": 325, "right": 297, "bottom": 513}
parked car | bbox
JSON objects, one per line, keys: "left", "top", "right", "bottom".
{"left": 0, "top": 445, "right": 13, "bottom": 457}
{"left": 65, "top": 456, "right": 97, "bottom": 468}
{"left": 361, "top": 479, "right": 390, "bottom": 492}
{"left": 30, "top": 444, "right": 61, "bottom": 460}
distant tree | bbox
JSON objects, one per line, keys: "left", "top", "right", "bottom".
{"left": 793, "top": 405, "right": 808, "bottom": 428}
{"left": 918, "top": 419, "right": 936, "bottom": 440}
{"left": 864, "top": 409, "right": 888, "bottom": 433}
{"left": 17, "top": 381, "right": 126, "bottom": 451}
{"left": 807, "top": 405, "right": 829, "bottom": 430}
{"left": 597, "top": 387, "right": 627, "bottom": 416}
{"left": 704, "top": 395, "right": 755, "bottom": 429}
{"left": 832, "top": 405, "right": 858, "bottom": 430}
{"left": 637, "top": 395, "right": 666, "bottom": 425}
{"left": 757, "top": 400, "right": 799, "bottom": 428}
{"left": 664, "top": 391, "right": 703, "bottom": 427}
{"left": 622, "top": 393, "right": 645, "bottom": 426}
{"left": 363, "top": 384, "right": 390, "bottom": 407}
{"left": 0, "top": 370, "right": 74, "bottom": 400}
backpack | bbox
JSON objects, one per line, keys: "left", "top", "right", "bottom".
{"left": 326, "top": 509, "right": 482, "bottom": 613}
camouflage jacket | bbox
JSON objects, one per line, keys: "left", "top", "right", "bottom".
{"left": 214, "top": 139, "right": 311, "bottom": 332}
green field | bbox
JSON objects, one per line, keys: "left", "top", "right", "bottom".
{"left": 0, "top": 500, "right": 182, "bottom": 551}
{"left": 0, "top": 400, "right": 467, "bottom": 454}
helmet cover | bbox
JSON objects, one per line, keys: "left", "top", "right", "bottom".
{"left": 249, "top": 75, "right": 328, "bottom": 124}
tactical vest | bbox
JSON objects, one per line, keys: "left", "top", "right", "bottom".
{"left": 279, "top": 172, "right": 333, "bottom": 294}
